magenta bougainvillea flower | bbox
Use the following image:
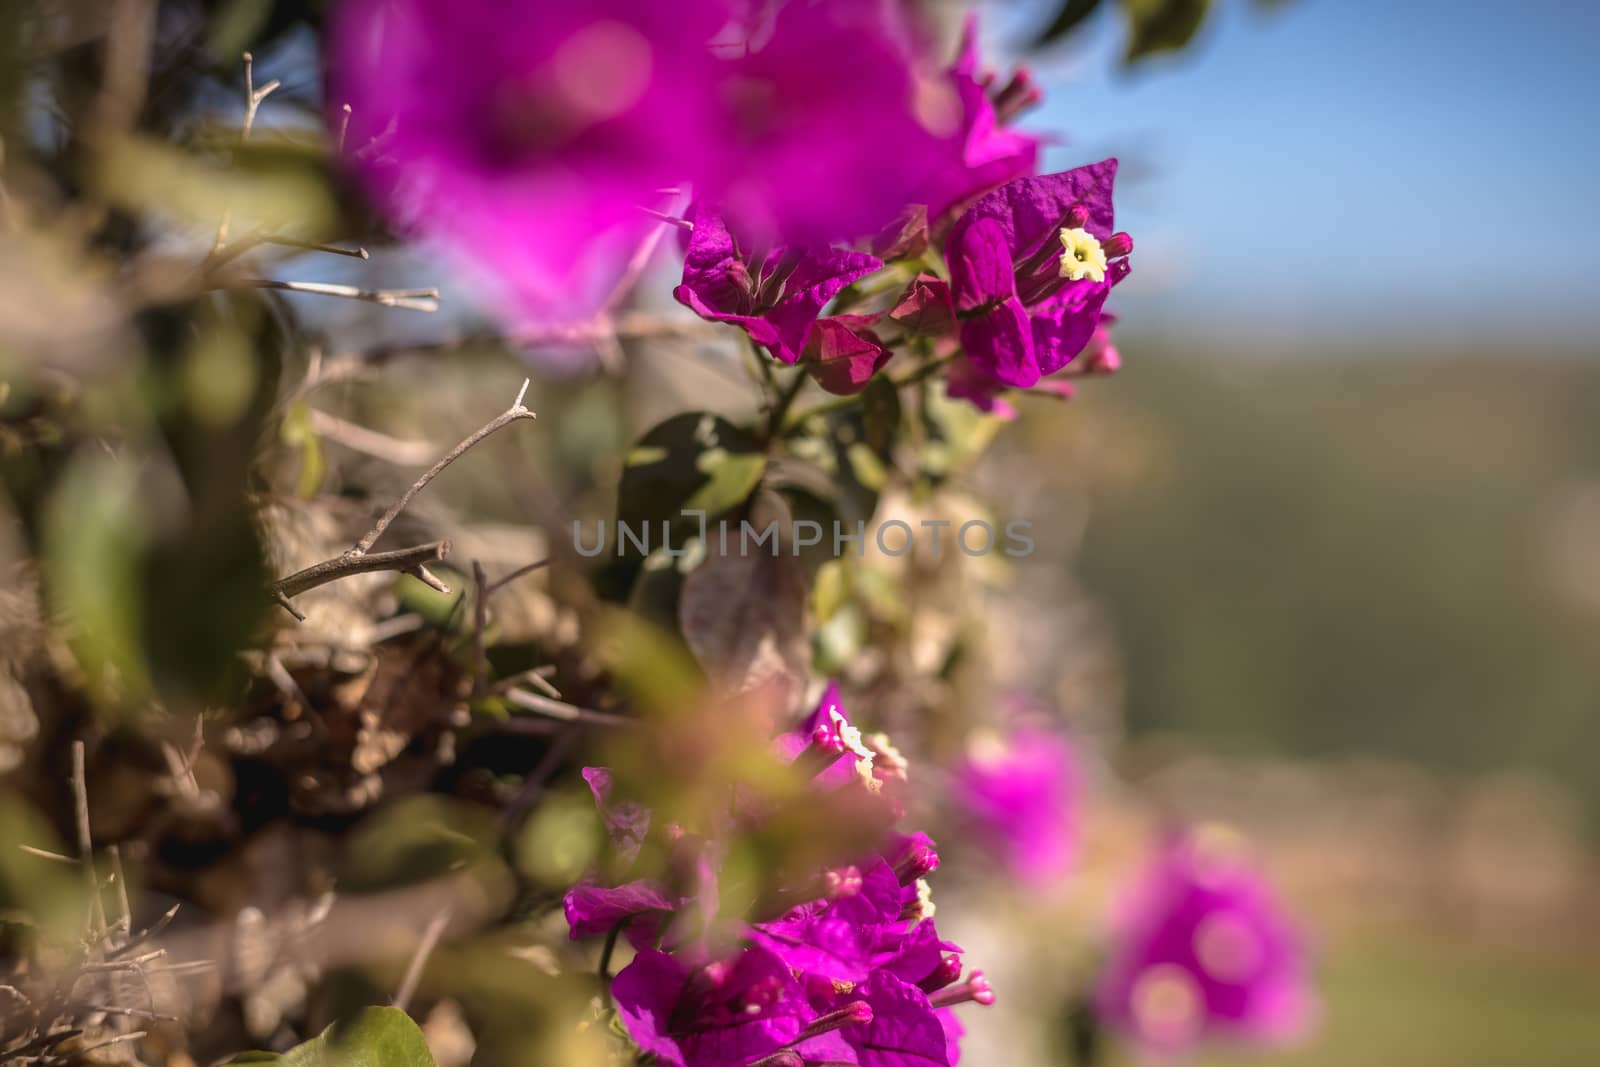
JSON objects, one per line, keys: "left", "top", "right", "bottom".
{"left": 327, "top": 0, "right": 961, "bottom": 336}
{"left": 950, "top": 726, "right": 1078, "bottom": 887}
{"left": 1094, "top": 829, "right": 1315, "bottom": 1057}
{"left": 613, "top": 943, "right": 814, "bottom": 1067}
{"left": 327, "top": 0, "right": 735, "bottom": 332}
{"left": 935, "top": 161, "right": 1133, "bottom": 410}
{"left": 701, "top": 0, "right": 965, "bottom": 245}
{"left": 568, "top": 683, "right": 991, "bottom": 1066}
{"left": 674, "top": 206, "right": 883, "bottom": 366}
{"left": 914, "top": 16, "right": 1043, "bottom": 227}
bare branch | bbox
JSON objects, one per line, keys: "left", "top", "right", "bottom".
{"left": 309, "top": 409, "right": 436, "bottom": 466}
{"left": 393, "top": 904, "right": 452, "bottom": 1014}
{"left": 484, "top": 557, "right": 550, "bottom": 597}
{"left": 239, "top": 279, "right": 440, "bottom": 312}
{"left": 75, "top": 1030, "right": 147, "bottom": 1055}
{"left": 108, "top": 845, "right": 132, "bottom": 941}
{"left": 212, "top": 52, "right": 280, "bottom": 255}
{"left": 471, "top": 562, "right": 489, "bottom": 698}
{"left": 71, "top": 741, "right": 106, "bottom": 943}
{"left": 354, "top": 379, "right": 534, "bottom": 556}
{"left": 273, "top": 540, "right": 451, "bottom": 600}
{"left": 18, "top": 844, "right": 77, "bottom": 864}
{"left": 262, "top": 236, "right": 369, "bottom": 260}
{"left": 272, "top": 381, "right": 535, "bottom": 617}
{"left": 504, "top": 689, "right": 629, "bottom": 728}
{"left": 490, "top": 666, "right": 560, "bottom": 700}
{"left": 85, "top": 1004, "right": 178, "bottom": 1022}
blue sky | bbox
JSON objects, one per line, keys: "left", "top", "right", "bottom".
{"left": 992, "top": 0, "right": 1600, "bottom": 351}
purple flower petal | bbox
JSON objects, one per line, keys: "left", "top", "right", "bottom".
{"left": 843, "top": 971, "right": 952, "bottom": 1067}
{"left": 702, "top": 0, "right": 965, "bottom": 244}
{"left": 581, "top": 766, "right": 650, "bottom": 863}
{"left": 915, "top": 16, "right": 1041, "bottom": 225}
{"left": 614, "top": 945, "right": 808, "bottom": 1067}
{"left": 675, "top": 207, "right": 882, "bottom": 364}
{"left": 959, "top": 298, "right": 1037, "bottom": 389}
{"left": 804, "top": 316, "right": 894, "bottom": 396}
{"left": 327, "top": 0, "right": 734, "bottom": 335}
{"left": 563, "top": 878, "right": 675, "bottom": 940}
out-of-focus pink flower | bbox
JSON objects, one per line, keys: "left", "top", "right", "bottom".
{"left": 914, "top": 16, "right": 1042, "bottom": 227}
{"left": 327, "top": 0, "right": 735, "bottom": 333}
{"left": 950, "top": 727, "right": 1079, "bottom": 887}
{"left": 702, "top": 0, "right": 965, "bottom": 245}
{"left": 1094, "top": 828, "right": 1316, "bottom": 1058}
{"left": 327, "top": 0, "right": 962, "bottom": 340}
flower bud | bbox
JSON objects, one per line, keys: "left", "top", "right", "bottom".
{"left": 930, "top": 970, "right": 995, "bottom": 1009}
{"left": 1102, "top": 231, "right": 1134, "bottom": 258}
{"left": 920, "top": 954, "right": 965, "bottom": 993}
{"left": 893, "top": 842, "right": 940, "bottom": 885}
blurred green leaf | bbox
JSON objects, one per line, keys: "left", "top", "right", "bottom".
{"left": 42, "top": 451, "right": 149, "bottom": 704}
{"left": 280, "top": 400, "right": 326, "bottom": 499}
{"left": 1035, "top": 0, "right": 1106, "bottom": 47}
{"left": 394, "top": 571, "right": 465, "bottom": 630}
{"left": 1122, "top": 0, "right": 1211, "bottom": 62}
{"left": 229, "top": 1006, "right": 435, "bottom": 1067}
{"left": 341, "top": 796, "right": 500, "bottom": 893}
{"left": 594, "top": 607, "right": 704, "bottom": 716}
{"left": 97, "top": 134, "right": 335, "bottom": 239}
{"left": 512, "top": 787, "right": 603, "bottom": 889}
{"left": 617, "top": 413, "right": 762, "bottom": 555}
{"left": 0, "top": 796, "right": 88, "bottom": 945}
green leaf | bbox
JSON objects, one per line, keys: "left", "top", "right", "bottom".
{"left": 617, "top": 413, "right": 763, "bottom": 556}
{"left": 280, "top": 401, "right": 326, "bottom": 500}
{"left": 1122, "top": 0, "right": 1211, "bottom": 62}
{"left": 690, "top": 448, "right": 767, "bottom": 515}
{"left": 42, "top": 452, "right": 149, "bottom": 705}
{"left": 340, "top": 796, "right": 499, "bottom": 893}
{"left": 1034, "top": 0, "right": 1106, "bottom": 47}
{"left": 229, "top": 1007, "right": 436, "bottom": 1067}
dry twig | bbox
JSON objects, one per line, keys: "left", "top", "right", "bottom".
{"left": 272, "top": 381, "right": 536, "bottom": 613}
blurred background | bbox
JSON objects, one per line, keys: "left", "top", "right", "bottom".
{"left": 966, "top": 0, "right": 1600, "bottom": 1063}
{"left": 2, "top": 1, "right": 1596, "bottom": 1064}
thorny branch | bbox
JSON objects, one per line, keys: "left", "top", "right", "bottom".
{"left": 211, "top": 52, "right": 279, "bottom": 257}
{"left": 271, "top": 380, "right": 537, "bottom": 616}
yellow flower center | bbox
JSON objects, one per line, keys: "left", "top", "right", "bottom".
{"left": 1058, "top": 227, "right": 1108, "bottom": 283}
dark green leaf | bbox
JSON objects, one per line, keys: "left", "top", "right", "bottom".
{"left": 1034, "top": 0, "right": 1106, "bottom": 47}
{"left": 1122, "top": 0, "right": 1211, "bottom": 62}
{"left": 616, "top": 413, "right": 762, "bottom": 555}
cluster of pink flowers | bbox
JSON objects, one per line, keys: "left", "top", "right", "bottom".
{"left": 565, "top": 685, "right": 990, "bottom": 1067}
{"left": 668, "top": 15, "right": 1132, "bottom": 413}
{"left": 331, "top": 0, "right": 984, "bottom": 329}
{"left": 325, "top": 3, "right": 1315, "bottom": 1061}
{"left": 329, "top": 0, "right": 1129, "bottom": 405}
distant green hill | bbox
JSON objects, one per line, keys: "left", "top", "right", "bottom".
{"left": 1052, "top": 345, "right": 1600, "bottom": 826}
